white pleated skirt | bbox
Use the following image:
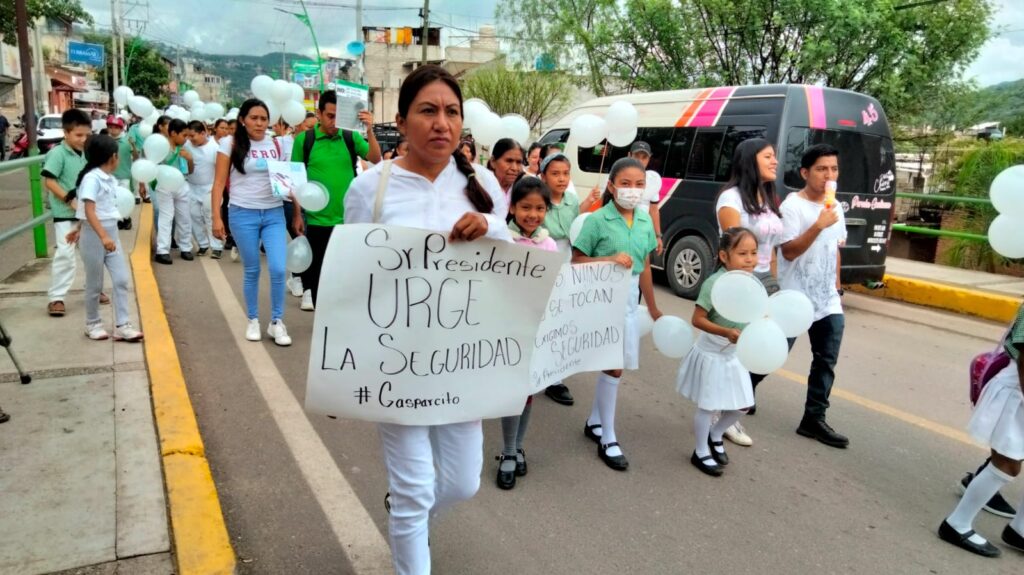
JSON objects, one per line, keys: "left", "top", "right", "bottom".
{"left": 676, "top": 332, "right": 754, "bottom": 410}
{"left": 969, "top": 363, "right": 1024, "bottom": 459}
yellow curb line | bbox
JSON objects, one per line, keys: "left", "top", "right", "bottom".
{"left": 848, "top": 273, "right": 1019, "bottom": 324}
{"left": 130, "top": 203, "right": 236, "bottom": 575}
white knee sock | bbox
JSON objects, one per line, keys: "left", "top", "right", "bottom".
{"left": 711, "top": 410, "right": 744, "bottom": 446}
{"left": 595, "top": 373, "right": 621, "bottom": 456}
{"left": 947, "top": 464, "right": 1013, "bottom": 544}
{"left": 694, "top": 409, "right": 716, "bottom": 461}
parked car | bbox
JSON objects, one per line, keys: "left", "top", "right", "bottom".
{"left": 37, "top": 114, "right": 64, "bottom": 153}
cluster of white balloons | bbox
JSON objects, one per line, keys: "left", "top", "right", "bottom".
{"left": 710, "top": 271, "right": 815, "bottom": 374}
{"left": 570, "top": 100, "right": 639, "bottom": 148}
{"left": 115, "top": 83, "right": 235, "bottom": 146}
{"left": 129, "top": 133, "right": 185, "bottom": 192}
{"left": 251, "top": 75, "right": 308, "bottom": 127}
{"left": 988, "top": 165, "right": 1024, "bottom": 259}
{"left": 462, "top": 98, "right": 531, "bottom": 152}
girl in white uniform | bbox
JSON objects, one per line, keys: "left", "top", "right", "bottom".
{"left": 343, "top": 64, "right": 511, "bottom": 575}
{"left": 676, "top": 227, "right": 758, "bottom": 477}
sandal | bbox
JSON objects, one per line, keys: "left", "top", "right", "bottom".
{"left": 47, "top": 301, "right": 65, "bottom": 317}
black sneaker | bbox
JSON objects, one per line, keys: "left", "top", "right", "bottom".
{"left": 154, "top": 254, "right": 173, "bottom": 265}
{"left": 181, "top": 251, "right": 194, "bottom": 261}
{"left": 544, "top": 383, "right": 574, "bottom": 406}
{"left": 796, "top": 418, "right": 849, "bottom": 448}
{"left": 959, "top": 472, "right": 1017, "bottom": 518}
{"left": 197, "top": 247, "right": 209, "bottom": 256}
{"left": 211, "top": 250, "right": 222, "bottom": 260}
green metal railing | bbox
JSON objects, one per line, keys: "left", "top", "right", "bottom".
{"left": 0, "top": 154, "right": 50, "bottom": 258}
{"left": 892, "top": 191, "right": 990, "bottom": 243}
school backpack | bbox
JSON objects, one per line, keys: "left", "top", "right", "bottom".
{"left": 969, "top": 330, "right": 1012, "bottom": 405}
{"left": 301, "top": 127, "right": 359, "bottom": 175}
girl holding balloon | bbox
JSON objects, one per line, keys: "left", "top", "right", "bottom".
{"left": 572, "top": 157, "right": 663, "bottom": 471}
{"left": 676, "top": 227, "right": 758, "bottom": 477}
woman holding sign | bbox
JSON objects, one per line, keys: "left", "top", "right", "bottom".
{"left": 343, "top": 64, "right": 511, "bottom": 575}
{"left": 572, "top": 157, "right": 664, "bottom": 471}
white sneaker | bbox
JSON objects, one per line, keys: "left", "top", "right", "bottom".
{"left": 114, "top": 323, "right": 144, "bottom": 342}
{"left": 724, "top": 422, "right": 753, "bottom": 447}
{"left": 288, "top": 276, "right": 304, "bottom": 298}
{"left": 85, "top": 323, "right": 109, "bottom": 340}
{"left": 245, "top": 318, "right": 261, "bottom": 341}
{"left": 230, "top": 246, "right": 239, "bottom": 262}
{"left": 267, "top": 320, "right": 292, "bottom": 346}
{"left": 301, "top": 290, "right": 315, "bottom": 311}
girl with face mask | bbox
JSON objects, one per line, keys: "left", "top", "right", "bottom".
{"left": 571, "top": 157, "right": 664, "bottom": 471}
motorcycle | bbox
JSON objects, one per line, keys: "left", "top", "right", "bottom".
{"left": 8, "top": 131, "right": 29, "bottom": 160}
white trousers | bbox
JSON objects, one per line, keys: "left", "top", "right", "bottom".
{"left": 48, "top": 220, "right": 77, "bottom": 302}
{"left": 189, "top": 187, "right": 222, "bottom": 250}
{"left": 155, "top": 185, "right": 193, "bottom": 255}
{"left": 378, "top": 421, "right": 483, "bottom": 575}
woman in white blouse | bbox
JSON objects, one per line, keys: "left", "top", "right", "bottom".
{"left": 344, "top": 64, "right": 510, "bottom": 575}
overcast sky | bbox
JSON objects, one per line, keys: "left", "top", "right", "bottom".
{"left": 80, "top": 0, "right": 1023, "bottom": 87}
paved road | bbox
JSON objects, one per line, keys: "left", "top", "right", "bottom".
{"left": 153, "top": 249, "right": 1020, "bottom": 575}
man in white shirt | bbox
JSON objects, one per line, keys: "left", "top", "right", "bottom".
{"left": 185, "top": 120, "right": 221, "bottom": 257}
{"left": 778, "top": 143, "right": 849, "bottom": 449}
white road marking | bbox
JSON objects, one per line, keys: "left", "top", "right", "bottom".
{"left": 200, "top": 258, "right": 393, "bottom": 574}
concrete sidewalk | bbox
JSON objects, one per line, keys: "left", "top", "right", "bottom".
{"left": 0, "top": 212, "right": 173, "bottom": 574}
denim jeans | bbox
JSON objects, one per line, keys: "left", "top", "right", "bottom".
{"left": 228, "top": 205, "right": 287, "bottom": 322}
{"left": 804, "top": 313, "right": 845, "bottom": 421}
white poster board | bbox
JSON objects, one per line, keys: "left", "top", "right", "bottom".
{"left": 305, "top": 224, "right": 563, "bottom": 425}
{"left": 529, "top": 263, "right": 630, "bottom": 391}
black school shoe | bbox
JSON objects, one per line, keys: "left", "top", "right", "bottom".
{"left": 515, "top": 448, "right": 528, "bottom": 477}
{"left": 959, "top": 472, "right": 1017, "bottom": 518}
{"left": 197, "top": 247, "right": 209, "bottom": 256}
{"left": 708, "top": 439, "right": 729, "bottom": 466}
{"left": 690, "top": 451, "right": 723, "bottom": 477}
{"left": 937, "top": 520, "right": 1000, "bottom": 558}
{"left": 584, "top": 422, "right": 603, "bottom": 445}
{"left": 154, "top": 254, "right": 173, "bottom": 265}
{"left": 545, "top": 383, "right": 574, "bottom": 406}
{"left": 598, "top": 442, "right": 628, "bottom": 471}
{"left": 796, "top": 418, "right": 849, "bottom": 448}
{"left": 1003, "top": 525, "right": 1024, "bottom": 553}
{"left": 495, "top": 455, "right": 517, "bottom": 489}
{"left": 181, "top": 251, "right": 194, "bottom": 261}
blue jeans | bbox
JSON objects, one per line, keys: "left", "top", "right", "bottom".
{"left": 804, "top": 314, "right": 845, "bottom": 421}
{"left": 229, "top": 205, "right": 287, "bottom": 322}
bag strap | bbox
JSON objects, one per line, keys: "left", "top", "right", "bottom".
{"left": 342, "top": 129, "right": 359, "bottom": 175}
{"left": 302, "top": 128, "right": 316, "bottom": 166}
{"left": 373, "top": 160, "right": 392, "bottom": 224}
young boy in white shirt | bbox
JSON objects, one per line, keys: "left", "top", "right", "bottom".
{"left": 185, "top": 121, "right": 221, "bottom": 257}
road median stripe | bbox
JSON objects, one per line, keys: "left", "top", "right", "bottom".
{"left": 130, "top": 203, "right": 236, "bottom": 575}
{"left": 848, "top": 274, "right": 1019, "bottom": 323}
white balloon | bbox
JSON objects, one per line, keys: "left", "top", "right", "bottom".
{"left": 295, "top": 181, "right": 329, "bottom": 212}
{"left": 636, "top": 306, "right": 655, "bottom": 338}
{"left": 143, "top": 134, "right": 171, "bottom": 163}
{"left": 271, "top": 79, "right": 293, "bottom": 104}
{"left": 499, "top": 114, "right": 531, "bottom": 146}
{"left": 131, "top": 159, "right": 158, "bottom": 183}
{"left": 991, "top": 165, "right": 1024, "bottom": 218}
{"left": 286, "top": 235, "right": 314, "bottom": 273}
{"left": 568, "top": 212, "right": 591, "bottom": 246}
{"left": 605, "top": 100, "right": 639, "bottom": 134}
{"left": 206, "top": 103, "right": 225, "bottom": 120}
{"left": 736, "top": 319, "right": 789, "bottom": 374}
{"left": 182, "top": 90, "right": 200, "bottom": 107}
{"left": 190, "top": 102, "right": 206, "bottom": 122}
{"left": 767, "top": 289, "right": 815, "bottom": 338}
{"left": 570, "top": 114, "right": 608, "bottom": 148}
{"left": 146, "top": 110, "right": 160, "bottom": 124}
{"left": 652, "top": 315, "right": 695, "bottom": 359}
{"left": 137, "top": 122, "right": 153, "bottom": 138}
{"left": 265, "top": 100, "right": 282, "bottom": 125}
{"left": 226, "top": 107, "right": 239, "bottom": 121}
{"left": 113, "top": 86, "right": 134, "bottom": 107}
{"left": 115, "top": 187, "right": 135, "bottom": 220}
{"left": 710, "top": 270, "right": 769, "bottom": 324}
{"left": 645, "top": 170, "right": 662, "bottom": 202}
{"left": 251, "top": 75, "right": 274, "bottom": 100}
{"left": 463, "top": 98, "right": 490, "bottom": 131}
{"left": 607, "top": 126, "right": 638, "bottom": 148}
{"left": 472, "top": 111, "right": 503, "bottom": 151}
{"left": 127, "top": 96, "right": 154, "bottom": 119}
{"left": 989, "top": 214, "right": 1024, "bottom": 259}
{"left": 290, "top": 83, "right": 305, "bottom": 102}
{"left": 282, "top": 100, "right": 307, "bottom": 127}
{"left": 156, "top": 165, "right": 185, "bottom": 192}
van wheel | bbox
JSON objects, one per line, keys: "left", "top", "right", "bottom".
{"left": 666, "top": 235, "right": 712, "bottom": 299}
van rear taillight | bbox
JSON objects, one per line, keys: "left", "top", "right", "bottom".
{"left": 839, "top": 119, "right": 857, "bottom": 127}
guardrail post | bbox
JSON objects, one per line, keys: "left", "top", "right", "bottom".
{"left": 29, "top": 159, "right": 47, "bottom": 258}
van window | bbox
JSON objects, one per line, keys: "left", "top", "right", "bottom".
{"left": 716, "top": 126, "right": 768, "bottom": 181}
{"left": 577, "top": 142, "right": 630, "bottom": 174}
{"left": 783, "top": 128, "right": 896, "bottom": 195}
{"left": 662, "top": 128, "right": 694, "bottom": 179}
{"left": 539, "top": 128, "right": 569, "bottom": 146}
{"left": 636, "top": 127, "right": 674, "bottom": 174}
{"left": 686, "top": 130, "right": 724, "bottom": 180}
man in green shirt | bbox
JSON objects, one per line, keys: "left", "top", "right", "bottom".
{"left": 106, "top": 116, "right": 136, "bottom": 229}
{"left": 291, "top": 90, "right": 381, "bottom": 309}
{"left": 41, "top": 109, "right": 91, "bottom": 317}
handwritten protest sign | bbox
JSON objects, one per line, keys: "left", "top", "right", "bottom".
{"left": 529, "top": 263, "right": 630, "bottom": 391}
{"left": 305, "top": 224, "right": 563, "bottom": 425}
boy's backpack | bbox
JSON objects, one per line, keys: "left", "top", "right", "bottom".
{"left": 302, "top": 127, "right": 359, "bottom": 175}
{"left": 970, "top": 329, "right": 1013, "bottom": 405}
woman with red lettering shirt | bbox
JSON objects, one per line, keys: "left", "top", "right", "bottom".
{"left": 211, "top": 98, "right": 304, "bottom": 346}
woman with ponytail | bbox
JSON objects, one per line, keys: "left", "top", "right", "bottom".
{"left": 211, "top": 98, "right": 304, "bottom": 347}
{"left": 344, "top": 64, "right": 510, "bottom": 575}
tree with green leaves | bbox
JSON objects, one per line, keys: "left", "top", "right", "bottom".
{"left": 0, "top": 0, "right": 93, "bottom": 44}
{"left": 460, "top": 64, "right": 576, "bottom": 131}
{"left": 83, "top": 33, "right": 171, "bottom": 105}
{"left": 499, "top": 0, "right": 994, "bottom": 122}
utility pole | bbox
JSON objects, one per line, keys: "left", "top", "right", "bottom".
{"left": 110, "top": 0, "right": 119, "bottom": 89}
{"left": 355, "top": 0, "right": 363, "bottom": 84}
{"left": 15, "top": 0, "right": 37, "bottom": 147}
{"left": 420, "top": 0, "right": 430, "bottom": 64}
{"left": 267, "top": 40, "right": 287, "bottom": 79}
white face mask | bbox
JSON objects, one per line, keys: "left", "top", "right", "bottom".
{"left": 614, "top": 187, "right": 645, "bottom": 211}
